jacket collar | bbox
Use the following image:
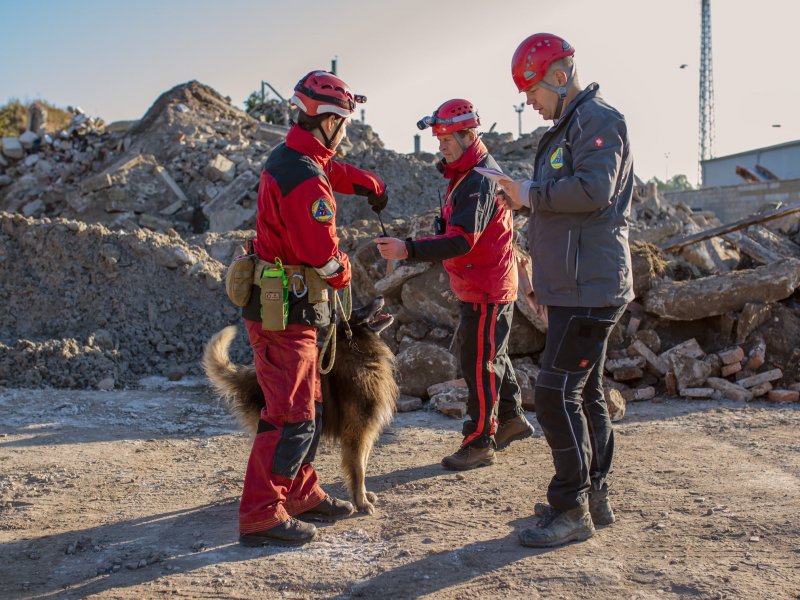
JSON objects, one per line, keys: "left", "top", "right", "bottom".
{"left": 437, "top": 138, "right": 488, "bottom": 180}
{"left": 285, "top": 124, "right": 336, "bottom": 166}
{"left": 551, "top": 83, "right": 600, "bottom": 129}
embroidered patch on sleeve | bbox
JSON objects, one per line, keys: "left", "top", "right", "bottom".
{"left": 311, "top": 198, "right": 334, "bottom": 222}
{"left": 594, "top": 137, "right": 605, "bottom": 148}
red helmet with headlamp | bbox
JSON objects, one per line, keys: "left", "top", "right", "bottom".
{"left": 291, "top": 70, "right": 366, "bottom": 118}
{"left": 417, "top": 98, "right": 480, "bottom": 136}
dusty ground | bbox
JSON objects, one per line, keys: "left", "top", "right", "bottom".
{"left": 1, "top": 380, "right": 799, "bottom": 600}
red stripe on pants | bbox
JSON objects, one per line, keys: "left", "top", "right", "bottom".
{"left": 463, "top": 304, "right": 488, "bottom": 446}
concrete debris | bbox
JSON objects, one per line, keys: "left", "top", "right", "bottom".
{"left": 1, "top": 79, "right": 799, "bottom": 403}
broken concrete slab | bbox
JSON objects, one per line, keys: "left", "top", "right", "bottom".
{"left": 396, "top": 342, "right": 457, "bottom": 397}
{"left": 374, "top": 263, "right": 429, "bottom": 296}
{"left": 737, "top": 368, "right": 783, "bottom": 389}
{"left": 396, "top": 395, "right": 423, "bottom": 412}
{"left": 670, "top": 353, "right": 711, "bottom": 390}
{"left": 659, "top": 338, "right": 705, "bottom": 365}
{"left": 604, "top": 388, "right": 625, "bottom": 421}
{"left": 643, "top": 258, "right": 800, "bottom": 321}
{"left": 736, "top": 302, "right": 771, "bottom": 344}
{"left": 205, "top": 154, "right": 235, "bottom": 183}
{"left": 706, "top": 377, "right": 753, "bottom": 402}
{"left": 1, "top": 137, "right": 24, "bottom": 159}
{"left": 18, "top": 130, "right": 39, "bottom": 150}
{"left": 629, "top": 339, "right": 668, "bottom": 375}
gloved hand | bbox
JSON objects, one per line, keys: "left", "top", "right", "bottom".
{"left": 367, "top": 187, "right": 389, "bottom": 214}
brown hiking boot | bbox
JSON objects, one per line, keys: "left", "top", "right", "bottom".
{"left": 298, "top": 494, "right": 354, "bottom": 521}
{"left": 535, "top": 492, "right": 615, "bottom": 527}
{"left": 239, "top": 517, "right": 317, "bottom": 547}
{"left": 518, "top": 504, "right": 595, "bottom": 548}
{"left": 589, "top": 485, "right": 615, "bottom": 526}
{"left": 441, "top": 445, "right": 495, "bottom": 471}
{"left": 495, "top": 415, "right": 535, "bottom": 450}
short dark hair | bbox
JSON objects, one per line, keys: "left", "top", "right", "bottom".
{"left": 297, "top": 111, "right": 341, "bottom": 131}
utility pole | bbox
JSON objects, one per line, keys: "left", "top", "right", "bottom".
{"left": 698, "top": 0, "right": 715, "bottom": 185}
{"left": 514, "top": 103, "right": 525, "bottom": 138}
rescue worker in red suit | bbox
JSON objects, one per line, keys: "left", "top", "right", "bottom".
{"left": 374, "top": 99, "right": 534, "bottom": 471}
{"left": 238, "top": 71, "right": 388, "bottom": 546}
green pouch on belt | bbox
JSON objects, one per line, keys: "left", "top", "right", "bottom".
{"left": 260, "top": 258, "right": 289, "bottom": 331}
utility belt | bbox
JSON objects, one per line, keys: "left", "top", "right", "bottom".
{"left": 225, "top": 245, "right": 330, "bottom": 331}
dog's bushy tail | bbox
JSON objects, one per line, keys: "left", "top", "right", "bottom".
{"left": 202, "top": 326, "right": 262, "bottom": 436}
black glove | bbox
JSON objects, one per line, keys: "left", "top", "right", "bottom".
{"left": 367, "top": 187, "right": 389, "bottom": 214}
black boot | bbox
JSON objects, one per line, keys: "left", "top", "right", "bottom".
{"left": 239, "top": 517, "right": 317, "bottom": 547}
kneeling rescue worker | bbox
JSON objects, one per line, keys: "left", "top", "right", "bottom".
{"left": 374, "top": 99, "right": 534, "bottom": 470}
{"left": 237, "top": 70, "right": 388, "bottom": 546}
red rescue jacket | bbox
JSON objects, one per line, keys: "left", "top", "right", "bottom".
{"left": 254, "top": 125, "right": 384, "bottom": 290}
{"left": 409, "top": 139, "right": 517, "bottom": 304}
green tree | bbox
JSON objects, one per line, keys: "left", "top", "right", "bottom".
{"left": 650, "top": 174, "right": 693, "bottom": 193}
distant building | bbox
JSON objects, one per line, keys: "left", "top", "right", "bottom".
{"left": 701, "top": 139, "right": 800, "bottom": 187}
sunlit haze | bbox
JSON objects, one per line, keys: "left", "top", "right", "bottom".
{"left": 2, "top": 0, "right": 797, "bottom": 185}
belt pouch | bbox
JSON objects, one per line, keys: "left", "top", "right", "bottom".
{"left": 260, "top": 265, "right": 288, "bottom": 331}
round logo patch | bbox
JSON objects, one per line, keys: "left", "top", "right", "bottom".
{"left": 311, "top": 198, "right": 334, "bottom": 222}
{"left": 550, "top": 147, "right": 564, "bottom": 169}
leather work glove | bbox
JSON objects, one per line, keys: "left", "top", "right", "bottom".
{"left": 367, "top": 187, "right": 389, "bottom": 214}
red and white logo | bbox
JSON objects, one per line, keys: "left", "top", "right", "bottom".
{"left": 594, "top": 137, "right": 604, "bottom": 148}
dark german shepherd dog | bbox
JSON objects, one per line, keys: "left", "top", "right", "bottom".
{"left": 202, "top": 296, "right": 397, "bottom": 514}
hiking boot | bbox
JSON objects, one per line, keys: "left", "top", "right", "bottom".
{"left": 589, "top": 485, "right": 615, "bottom": 526}
{"left": 298, "top": 494, "right": 354, "bottom": 521}
{"left": 441, "top": 445, "right": 495, "bottom": 471}
{"left": 518, "top": 504, "right": 595, "bottom": 548}
{"left": 239, "top": 517, "right": 317, "bottom": 547}
{"left": 535, "top": 493, "right": 615, "bottom": 527}
{"left": 495, "top": 415, "right": 535, "bottom": 450}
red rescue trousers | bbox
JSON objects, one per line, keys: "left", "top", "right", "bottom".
{"left": 238, "top": 321, "right": 326, "bottom": 534}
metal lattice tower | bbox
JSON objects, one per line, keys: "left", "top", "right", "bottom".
{"left": 699, "top": 0, "right": 715, "bottom": 184}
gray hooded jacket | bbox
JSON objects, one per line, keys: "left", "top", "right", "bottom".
{"left": 526, "top": 83, "right": 635, "bottom": 307}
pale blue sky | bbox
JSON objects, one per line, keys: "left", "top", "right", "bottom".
{"left": 2, "top": 0, "right": 798, "bottom": 185}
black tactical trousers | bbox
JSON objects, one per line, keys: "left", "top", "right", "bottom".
{"left": 534, "top": 304, "right": 626, "bottom": 511}
{"left": 459, "top": 301, "right": 524, "bottom": 448}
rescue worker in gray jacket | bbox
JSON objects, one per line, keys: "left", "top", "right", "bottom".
{"left": 499, "top": 33, "right": 635, "bottom": 548}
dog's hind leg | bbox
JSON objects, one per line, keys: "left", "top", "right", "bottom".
{"left": 341, "top": 433, "right": 375, "bottom": 515}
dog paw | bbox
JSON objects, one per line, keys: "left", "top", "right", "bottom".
{"left": 357, "top": 501, "right": 375, "bottom": 515}
{"left": 366, "top": 491, "right": 378, "bottom": 503}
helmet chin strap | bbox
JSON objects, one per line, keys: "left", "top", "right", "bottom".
{"left": 537, "top": 65, "right": 575, "bottom": 120}
{"left": 319, "top": 116, "right": 346, "bottom": 149}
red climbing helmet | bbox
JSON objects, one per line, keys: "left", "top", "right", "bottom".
{"left": 416, "top": 98, "right": 480, "bottom": 136}
{"left": 290, "top": 70, "right": 366, "bottom": 118}
{"left": 511, "top": 33, "right": 575, "bottom": 92}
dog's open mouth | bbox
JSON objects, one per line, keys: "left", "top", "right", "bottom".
{"left": 367, "top": 310, "right": 394, "bottom": 332}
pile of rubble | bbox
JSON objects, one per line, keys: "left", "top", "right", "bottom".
{"left": 1, "top": 79, "right": 799, "bottom": 413}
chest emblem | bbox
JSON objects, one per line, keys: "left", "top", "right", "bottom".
{"left": 311, "top": 198, "right": 334, "bottom": 222}
{"left": 550, "top": 147, "right": 564, "bottom": 169}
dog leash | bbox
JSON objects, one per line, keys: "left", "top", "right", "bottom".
{"left": 318, "top": 286, "right": 352, "bottom": 375}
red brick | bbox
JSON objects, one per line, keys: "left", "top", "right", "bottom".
{"left": 718, "top": 346, "right": 745, "bottom": 365}
{"left": 767, "top": 390, "right": 800, "bottom": 404}
{"left": 721, "top": 362, "right": 742, "bottom": 377}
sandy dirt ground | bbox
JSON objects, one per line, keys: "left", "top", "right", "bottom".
{"left": 1, "top": 379, "right": 799, "bottom": 600}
